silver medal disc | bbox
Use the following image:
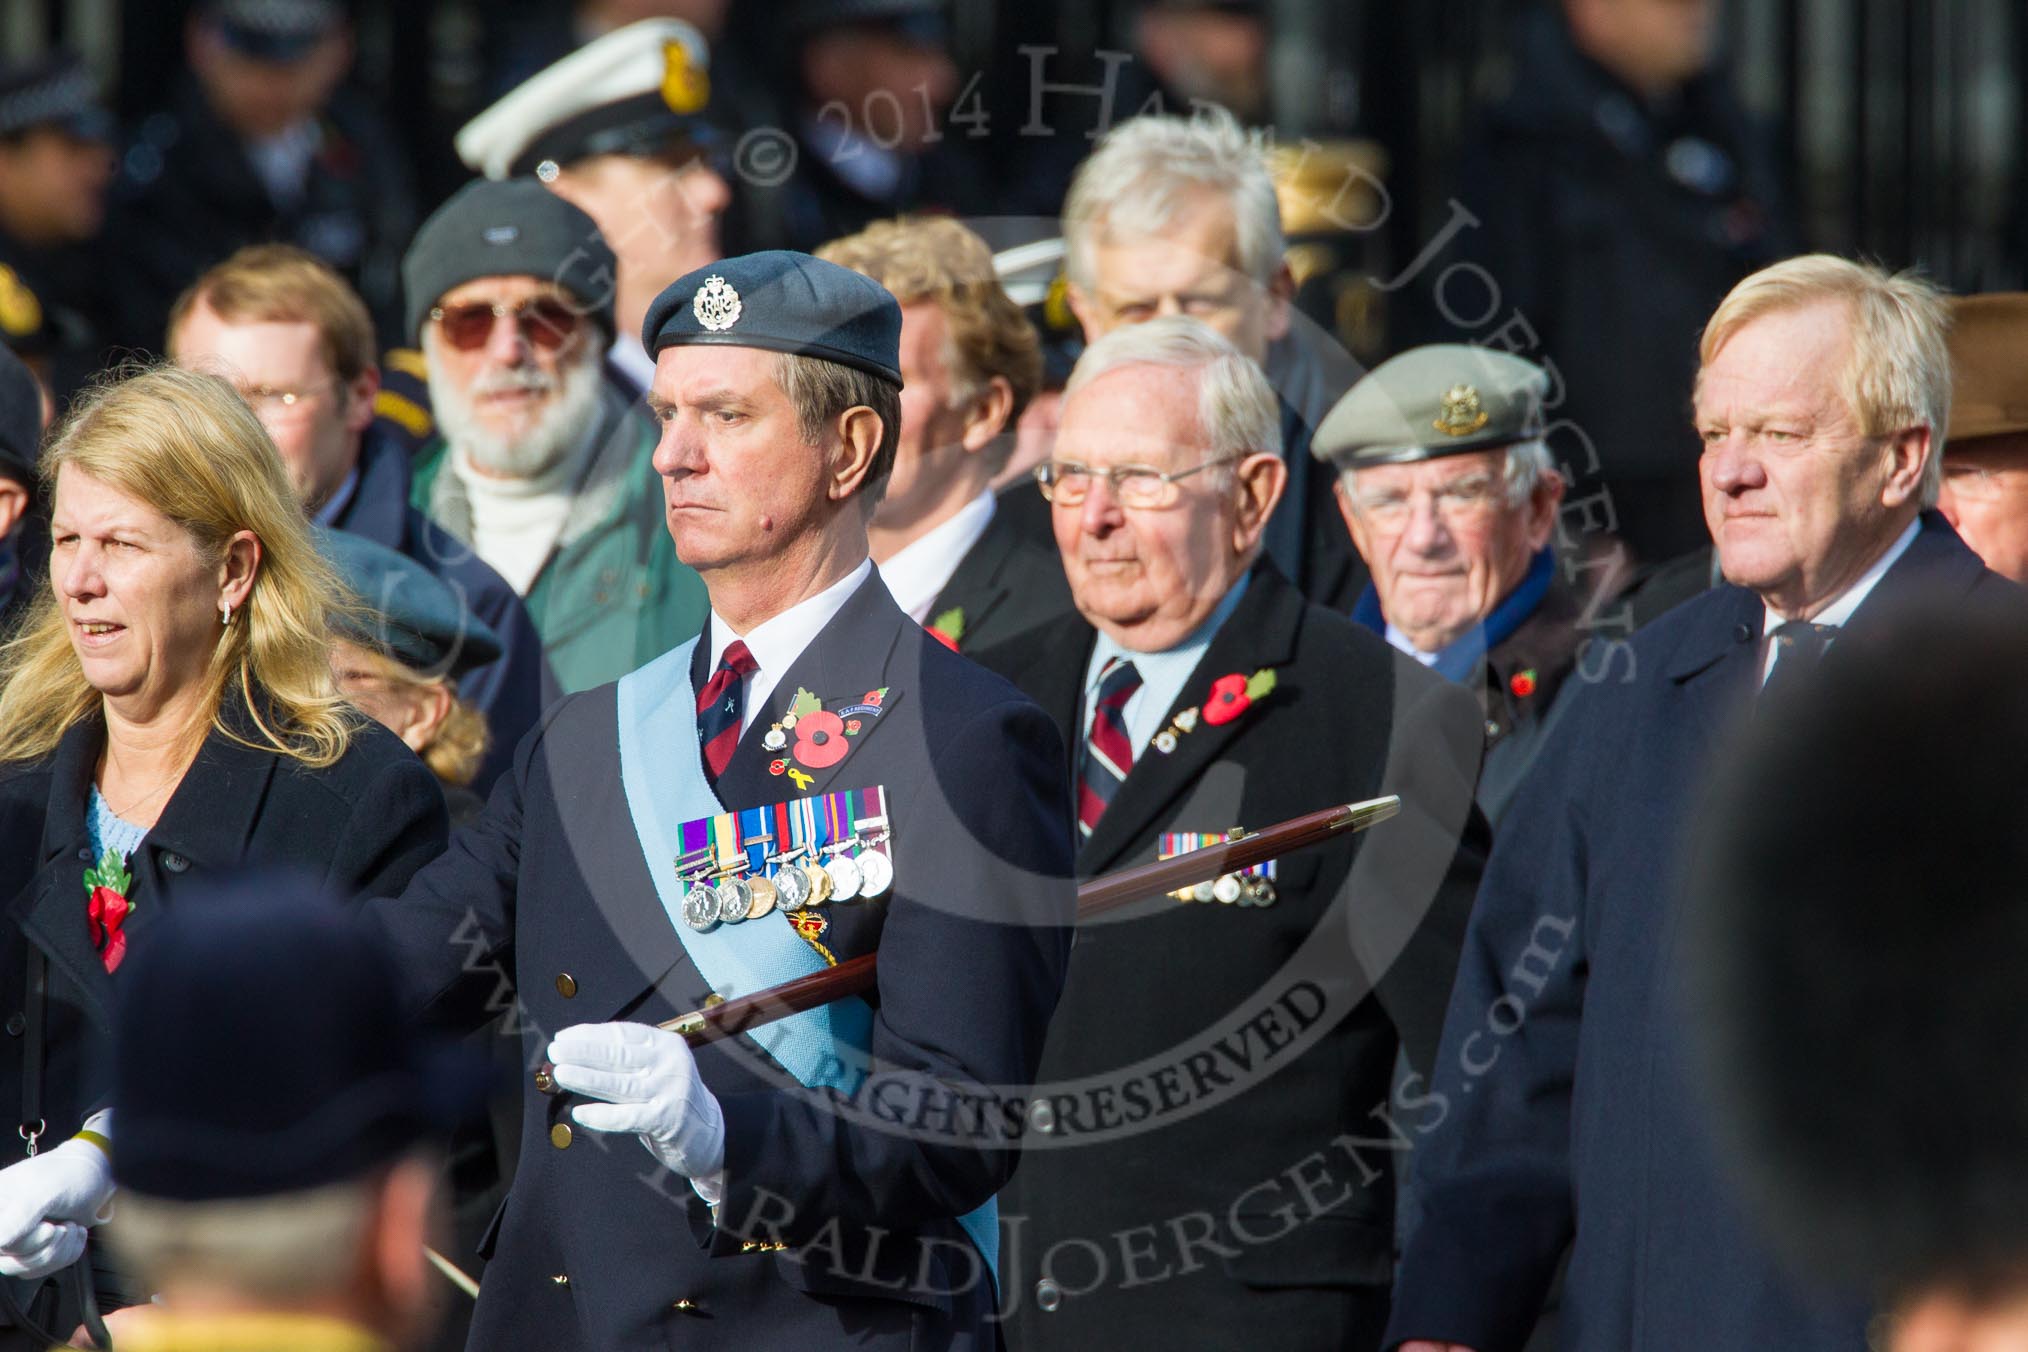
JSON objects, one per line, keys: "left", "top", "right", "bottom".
{"left": 1245, "top": 877, "right": 1277, "bottom": 907}
{"left": 773, "top": 862, "right": 812, "bottom": 909}
{"left": 825, "top": 853, "right": 863, "bottom": 901}
{"left": 1190, "top": 880, "right": 1216, "bottom": 903}
{"left": 716, "top": 878, "right": 754, "bottom": 923}
{"left": 856, "top": 848, "right": 893, "bottom": 897}
{"left": 682, "top": 883, "right": 719, "bottom": 931}
{"left": 1212, "top": 873, "right": 1244, "bottom": 904}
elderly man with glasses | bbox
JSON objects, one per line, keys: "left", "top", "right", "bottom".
{"left": 976, "top": 316, "right": 1488, "bottom": 1352}
{"left": 401, "top": 178, "right": 707, "bottom": 692}
{"left": 1316, "top": 345, "right": 1607, "bottom": 823}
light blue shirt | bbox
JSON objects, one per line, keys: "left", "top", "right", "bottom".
{"left": 86, "top": 787, "right": 147, "bottom": 865}
{"left": 1081, "top": 574, "right": 1251, "bottom": 760}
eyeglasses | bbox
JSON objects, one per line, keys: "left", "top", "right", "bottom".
{"left": 1033, "top": 455, "right": 1238, "bottom": 509}
{"left": 238, "top": 382, "right": 335, "bottom": 420}
{"left": 1349, "top": 473, "right": 1506, "bottom": 530}
{"left": 428, "top": 297, "right": 584, "bottom": 352}
{"left": 1942, "top": 462, "right": 2020, "bottom": 503}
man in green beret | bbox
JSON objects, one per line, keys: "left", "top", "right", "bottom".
{"left": 1315, "top": 344, "right": 1607, "bottom": 821}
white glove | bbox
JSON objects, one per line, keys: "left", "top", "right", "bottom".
{"left": 0, "top": 1133, "right": 114, "bottom": 1281}
{"left": 548, "top": 1023, "right": 727, "bottom": 1185}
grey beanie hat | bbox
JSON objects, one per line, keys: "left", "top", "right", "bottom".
{"left": 401, "top": 178, "right": 617, "bottom": 343}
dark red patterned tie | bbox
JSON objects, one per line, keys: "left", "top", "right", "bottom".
{"left": 1077, "top": 658, "right": 1142, "bottom": 837}
{"left": 697, "top": 640, "right": 758, "bottom": 783}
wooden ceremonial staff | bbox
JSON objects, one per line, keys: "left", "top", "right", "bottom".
{"left": 442, "top": 799, "right": 1403, "bottom": 1299}
{"left": 533, "top": 795, "right": 1400, "bottom": 1093}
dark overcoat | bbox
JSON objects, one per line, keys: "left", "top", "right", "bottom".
{"left": 1384, "top": 514, "right": 2015, "bottom": 1351}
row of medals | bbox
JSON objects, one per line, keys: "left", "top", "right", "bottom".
{"left": 1180, "top": 872, "right": 1279, "bottom": 907}
{"left": 681, "top": 830, "right": 893, "bottom": 932}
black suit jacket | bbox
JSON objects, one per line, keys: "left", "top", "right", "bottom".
{"left": 975, "top": 563, "right": 1489, "bottom": 1351}
{"left": 926, "top": 491, "right": 1075, "bottom": 655}
{"left": 0, "top": 706, "right": 446, "bottom": 1328}
{"left": 1384, "top": 514, "right": 2014, "bottom": 1352}
{"left": 366, "top": 570, "right": 1076, "bottom": 1352}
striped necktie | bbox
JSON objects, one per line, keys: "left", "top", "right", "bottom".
{"left": 697, "top": 640, "right": 758, "bottom": 783}
{"left": 1077, "top": 658, "right": 1143, "bottom": 837}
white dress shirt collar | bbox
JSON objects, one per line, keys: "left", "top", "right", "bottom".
{"left": 708, "top": 558, "right": 873, "bottom": 733}
{"left": 878, "top": 491, "right": 998, "bottom": 624}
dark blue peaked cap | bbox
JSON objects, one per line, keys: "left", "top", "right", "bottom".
{"left": 643, "top": 250, "right": 903, "bottom": 387}
{"left": 317, "top": 528, "right": 503, "bottom": 680}
{"left": 111, "top": 874, "right": 488, "bottom": 1200}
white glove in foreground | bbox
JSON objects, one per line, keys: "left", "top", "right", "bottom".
{"left": 0, "top": 1134, "right": 114, "bottom": 1281}
{"left": 549, "top": 1022, "right": 727, "bottom": 1185}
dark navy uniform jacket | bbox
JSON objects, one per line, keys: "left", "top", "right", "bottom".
{"left": 1385, "top": 514, "right": 2013, "bottom": 1351}
{"left": 328, "top": 426, "right": 555, "bottom": 796}
{"left": 366, "top": 571, "right": 1076, "bottom": 1352}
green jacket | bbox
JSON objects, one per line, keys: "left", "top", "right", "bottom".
{"left": 411, "top": 389, "right": 707, "bottom": 693}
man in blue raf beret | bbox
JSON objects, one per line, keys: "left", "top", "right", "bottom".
{"left": 367, "top": 250, "right": 1077, "bottom": 1350}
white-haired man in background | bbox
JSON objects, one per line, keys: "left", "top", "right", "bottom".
{"left": 1060, "top": 111, "right": 1365, "bottom": 609}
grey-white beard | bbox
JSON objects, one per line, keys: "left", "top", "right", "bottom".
{"left": 426, "top": 337, "right": 605, "bottom": 481}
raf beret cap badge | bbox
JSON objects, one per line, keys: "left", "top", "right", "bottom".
{"left": 694, "top": 275, "right": 741, "bottom": 332}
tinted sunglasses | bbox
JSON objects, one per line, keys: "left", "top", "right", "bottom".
{"left": 428, "top": 297, "right": 583, "bottom": 352}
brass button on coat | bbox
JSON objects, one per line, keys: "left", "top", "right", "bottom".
{"left": 555, "top": 973, "right": 577, "bottom": 998}
{"left": 550, "top": 1123, "right": 573, "bottom": 1149}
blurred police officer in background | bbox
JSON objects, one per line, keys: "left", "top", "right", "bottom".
{"left": 107, "top": 0, "right": 417, "bottom": 347}
{"left": 0, "top": 55, "right": 117, "bottom": 402}
{"left": 0, "top": 344, "right": 46, "bottom": 638}
{"left": 1404, "top": 0, "right": 1795, "bottom": 575}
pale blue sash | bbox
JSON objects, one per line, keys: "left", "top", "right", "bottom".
{"left": 615, "top": 638, "right": 999, "bottom": 1286}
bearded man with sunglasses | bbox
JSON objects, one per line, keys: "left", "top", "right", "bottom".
{"left": 975, "top": 317, "right": 1488, "bottom": 1352}
{"left": 402, "top": 178, "right": 708, "bottom": 692}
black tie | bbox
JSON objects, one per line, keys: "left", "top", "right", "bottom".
{"left": 1761, "top": 620, "right": 1836, "bottom": 706}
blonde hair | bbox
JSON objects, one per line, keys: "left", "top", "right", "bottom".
{"left": 1699, "top": 254, "right": 1951, "bottom": 506}
{"left": 337, "top": 641, "right": 489, "bottom": 789}
{"left": 0, "top": 365, "right": 360, "bottom": 768}
{"left": 817, "top": 217, "right": 1042, "bottom": 424}
{"left": 167, "top": 244, "right": 378, "bottom": 387}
